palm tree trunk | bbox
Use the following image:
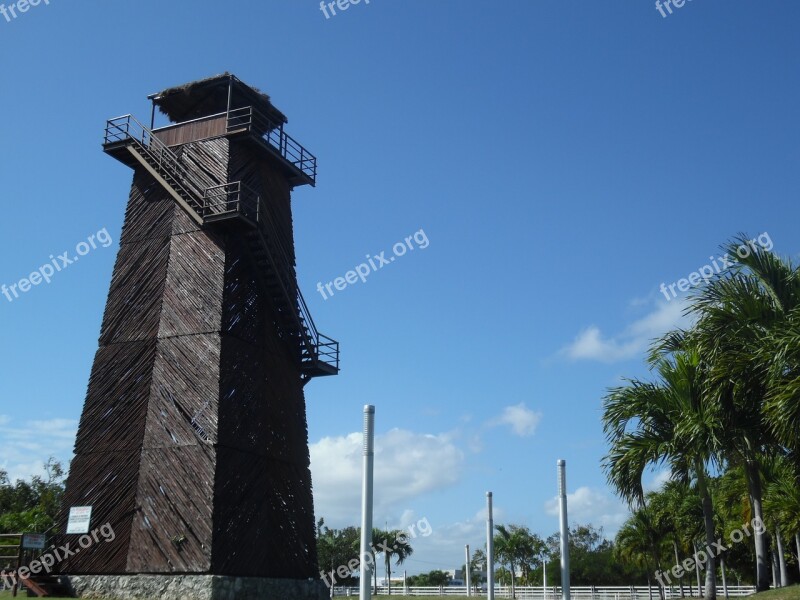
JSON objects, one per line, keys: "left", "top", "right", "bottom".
{"left": 745, "top": 459, "right": 770, "bottom": 591}
{"left": 795, "top": 533, "right": 800, "bottom": 577}
{"left": 771, "top": 540, "right": 778, "bottom": 588}
{"left": 510, "top": 560, "right": 516, "bottom": 599}
{"left": 693, "top": 543, "right": 702, "bottom": 595}
{"left": 695, "top": 463, "right": 717, "bottom": 600}
{"left": 775, "top": 529, "right": 788, "bottom": 586}
{"left": 647, "top": 540, "right": 664, "bottom": 599}
{"left": 386, "top": 552, "right": 391, "bottom": 595}
{"left": 720, "top": 555, "right": 729, "bottom": 600}
{"left": 673, "top": 541, "right": 685, "bottom": 598}
{"left": 644, "top": 558, "right": 662, "bottom": 600}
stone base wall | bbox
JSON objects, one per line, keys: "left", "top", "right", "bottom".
{"left": 67, "top": 574, "right": 328, "bottom": 600}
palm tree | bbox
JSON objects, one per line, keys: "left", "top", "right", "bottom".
{"left": 762, "top": 455, "right": 800, "bottom": 584}
{"left": 767, "top": 469, "right": 800, "bottom": 578}
{"left": 371, "top": 527, "right": 387, "bottom": 593}
{"left": 616, "top": 507, "right": 665, "bottom": 589}
{"left": 492, "top": 525, "right": 542, "bottom": 594}
{"left": 494, "top": 524, "right": 520, "bottom": 598}
{"left": 602, "top": 345, "right": 724, "bottom": 599}
{"left": 689, "top": 236, "right": 800, "bottom": 590}
{"left": 470, "top": 548, "right": 487, "bottom": 592}
{"left": 316, "top": 519, "right": 360, "bottom": 594}
{"left": 517, "top": 528, "right": 545, "bottom": 585}
{"left": 648, "top": 481, "right": 705, "bottom": 597}
{"left": 714, "top": 465, "right": 766, "bottom": 584}
{"left": 377, "top": 529, "right": 414, "bottom": 595}
{"left": 749, "top": 255, "right": 800, "bottom": 457}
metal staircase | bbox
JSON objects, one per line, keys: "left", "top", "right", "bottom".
{"left": 103, "top": 115, "right": 338, "bottom": 381}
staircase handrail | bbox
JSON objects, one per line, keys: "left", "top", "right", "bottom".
{"left": 104, "top": 116, "right": 336, "bottom": 374}
{"left": 203, "top": 182, "right": 337, "bottom": 370}
{"left": 104, "top": 115, "right": 216, "bottom": 212}
{"left": 226, "top": 107, "right": 317, "bottom": 184}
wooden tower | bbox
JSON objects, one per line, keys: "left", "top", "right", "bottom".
{"left": 60, "top": 75, "right": 338, "bottom": 584}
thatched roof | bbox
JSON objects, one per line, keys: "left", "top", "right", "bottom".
{"left": 149, "top": 73, "right": 288, "bottom": 125}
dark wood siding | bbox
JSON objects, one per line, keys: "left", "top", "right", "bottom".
{"left": 60, "top": 132, "right": 319, "bottom": 578}
{"left": 154, "top": 115, "right": 227, "bottom": 147}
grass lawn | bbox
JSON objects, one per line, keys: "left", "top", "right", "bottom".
{"left": 748, "top": 586, "right": 800, "bottom": 600}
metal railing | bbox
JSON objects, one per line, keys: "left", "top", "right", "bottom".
{"left": 0, "top": 533, "right": 21, "bottom": 564}
{"left": 200, "top": 181, "right": 338, "bottom": 374}
{"left": 332, "top": 585, "right": 757, "bottom": 598}
{"left": 103, "top": 115, "right": 336, "bottom": 376}
{"left": 227, "top": 106, "right": 317, "bottom": 185}
{"left": 104, "top": 115, "right": 216, "bottom": 214}
{"left": 317, "top": 333, "right": 340, "bottom": 372}
{"left": 202, "top": 182, "right": 259, "bottom": 221}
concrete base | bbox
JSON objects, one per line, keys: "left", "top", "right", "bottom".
{"left": 67, "top": 574, "right": 329, "bottom": 600}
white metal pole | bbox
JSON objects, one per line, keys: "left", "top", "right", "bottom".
{"left": 558, "top": 460, "right": 571, "bottom": 600}
{"left": 487, "top": 492, "right": 495, "bottom": 600}
{"left": 466, "top": 544, "right": 472, "bottom": 597}
{"left": 359, "top": 406, "right": 375, "bottom": 600}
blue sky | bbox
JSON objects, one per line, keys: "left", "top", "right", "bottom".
{"left": 1, "top": 0, "right": 799, "bottom": 575}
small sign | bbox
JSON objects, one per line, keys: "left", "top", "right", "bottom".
{"left": 66, "top": 506, "right": 93, "bottom": 534}
{"left": 22, "top": 534, "right": 46, "bottom": 550}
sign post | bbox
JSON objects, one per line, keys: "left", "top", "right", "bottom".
{"left": 66, "top": 506, "right": 93, "bottom": 535}
{"left": 21, "top": 534, "right": 46, "bottom": 551}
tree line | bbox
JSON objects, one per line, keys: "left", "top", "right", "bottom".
{"left": 0, "top": 459, "right": 64, "bottom": 536}
{"left": 603, "top": 235, "right": 800, "bottom": 598}
{"left": 317, "top": 520, "right": 647, "bottom": 591}
{"left": 316, "top": 519, "right": 415, "bottom": 591}
{"left": 0, "top": 459, "right": 65, "bottom": 569}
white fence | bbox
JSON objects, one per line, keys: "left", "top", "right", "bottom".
{"left": 332, "top": 585, "right": 757, "bottom": 598}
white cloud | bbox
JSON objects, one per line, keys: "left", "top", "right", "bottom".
{"left": 544, "top": 486, "right": 629, "bottom": 535}
{"left": 491, "top": 403, "right": 542, "bottom": 437}
{"left": 404, "top": 505, "right": 508, "bottom": 572}
{"left": 310, "top": 428, "right": 465, "bottom": 526}
{"left": 0, "top": 416, "right": 77, "bottom": 483}
{"left": 561, "top": 299, "right": 691, "bottom": 363}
